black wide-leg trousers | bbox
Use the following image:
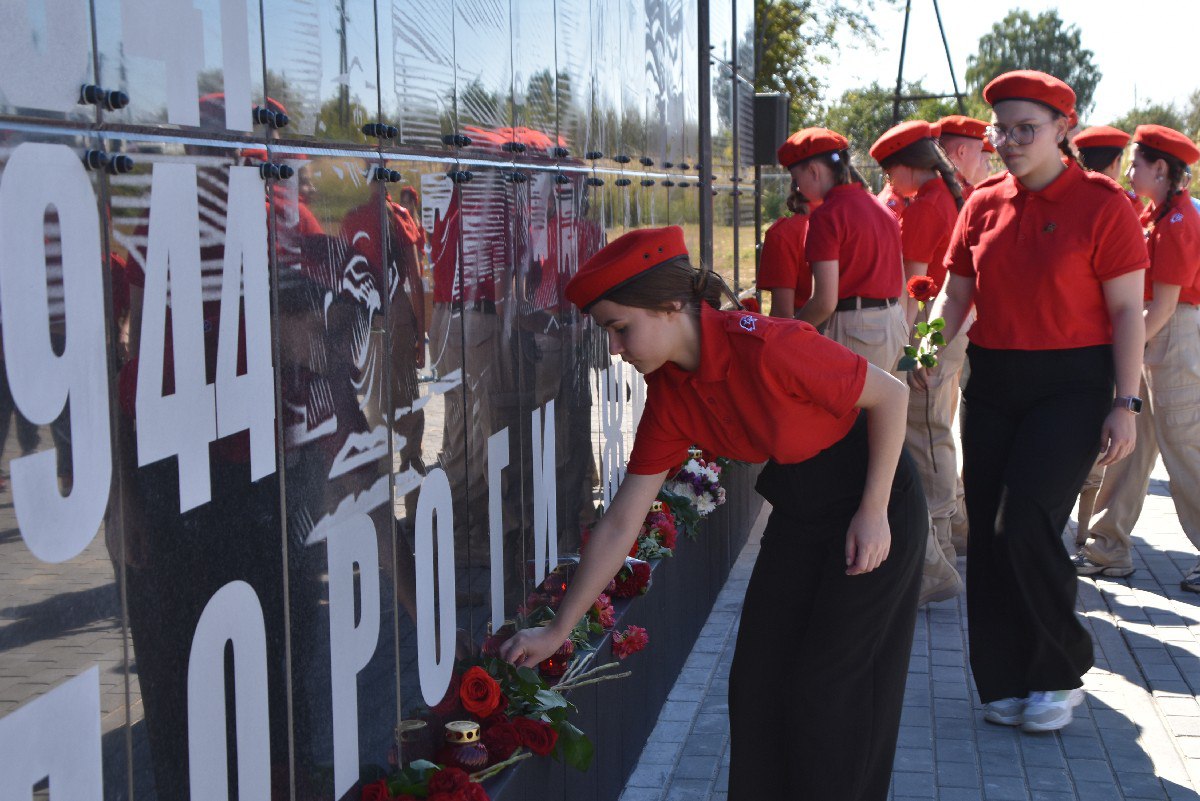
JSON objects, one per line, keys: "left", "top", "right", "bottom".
{"left": 729, "top": 414, "right": 926, "bottom": 801}
{"left": 962, "top": 344, "right": 1112, "bottom": 703}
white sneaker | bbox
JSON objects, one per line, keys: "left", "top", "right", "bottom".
{"left": 983, "top": 696, "right": 1025, "bottom": 726}
{"left": 1021, "top": 689, "right": 1084, "bottom": 732}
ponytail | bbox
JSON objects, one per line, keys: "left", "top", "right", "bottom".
{"left": 1136, "top": 143, "right": 1190, "bottom": 226}
{"left": 878, "top": 138, "right": 966, "bottom": 210}
{"left": 601, "top": 256, "right": 739, "bottom": 313}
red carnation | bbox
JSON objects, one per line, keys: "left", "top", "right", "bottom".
{"left": 612, "top": 624, "right": 649, "bottom": 659}
{"left": 361, "top": 779, "right": 394, "bottom": 801}
{"left": 428, "top": 767, "right": 471, "bottom": 795}
{"left": 907, "top": 275, "right": 938, "bottom": 302}
{"left": 591, "top": 594, "right": 616, "bottom": 629}
{"left": 513, "top": 717, "right": 559, "bottom": 756}
{"left": 612, "top": 561, "right": 652, "bottom": 598}
{"left": 482, "top": 720, "right": 522, "bottom": 762}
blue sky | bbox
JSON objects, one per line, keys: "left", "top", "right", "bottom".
{"left": 821, "top": 1, "right": 1200, "bottom": 125}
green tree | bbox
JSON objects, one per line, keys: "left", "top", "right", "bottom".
{"left": 965, "top": 9, "right": 1101, "bottom": 117}
{"left": 1112, "top": 102, "right": 1186, "bottom": 136}
{"left": 823, "top": 80, "right": 955, "bottom": 155}
{"left": 754, "top": 0, "right": 894, "bottom": 130}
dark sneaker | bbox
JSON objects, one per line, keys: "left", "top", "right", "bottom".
{"left": 1072, "top": 551, "right": 1134, "bottom": 578}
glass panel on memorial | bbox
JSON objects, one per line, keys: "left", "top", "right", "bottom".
{"left": 553, "top": 0, "right": 592, "bottom": 168}
{"left": 267, "top": 148, "right": 403, "bottom": 799}
{"left": 0, "top": 1, "right": 96, "bottom": 125}
{"left": 378, "top": 0, "right": 458, "bottom": 150}
{"left": 0, "top": 128, "right": 125, "bottom": 797}
{"left": 93, "top": 0, "right": 266, "bottom": 139}
{"left": 396, "top": 164, "right": 472, "bottom": 732}
{"left": 449, "top": 163, "right": 513, "bottom": 643}
{"left": 681, "top": 0, "right": 701, "bottom": 170}
{"left": 616, "top": 0, "right": 647, "bottom": 173}
{"left": 381, "top": 158, "right": 456, "bottom": 738}
{"left": 261, "top": 0, "right": 381, "bottom": 145}
{"left": 513, "top": 0, "right": 558, "bottom": 159}
{"left": 589, "top": 1, "right": 621, "bottom": 172}
{"left": 454, "top": 0, "right": 512, "bottom": 142}
{"left": 106, "top": 136, "right": 289, "bottom": 800}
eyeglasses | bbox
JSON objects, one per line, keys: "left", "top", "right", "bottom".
{"left": 985, "top": 122, "right": 1048, "bottom": 148}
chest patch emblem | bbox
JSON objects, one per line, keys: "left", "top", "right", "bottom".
{"left": 1043, "top": 222, "right": 1057, "bottom": 233}
{"left": 1171, "top": 212, "right": 1184, "bottom": 224}
{"left": 739, "top": 315, "right": 757, "bottom": 332}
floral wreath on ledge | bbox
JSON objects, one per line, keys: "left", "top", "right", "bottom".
{"left": 360, "top": 449, "right": 733, "bottom": 800}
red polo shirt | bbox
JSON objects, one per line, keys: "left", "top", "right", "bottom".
{"left": 877, "top": 183, "right": 906, "bottom": 220}
{"left": 805, "top": 183, "right": 904, "bottom": 299}
{"left": 626, "top": 305, "right": 867, "bottom": 475}
{"left": 1143, "top": 191, "right": 1200, "bottom": 304}
{"left": 901, "top": 178, "right": 959, "bottom": 292}
{"left": 758, "top": 213, "right": 812, "bottom": 303}
{"left": 945, "top": 162, "right": 1149, "bottom": 350}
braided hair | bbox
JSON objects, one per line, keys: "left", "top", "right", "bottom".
{"left": 1135, "top": 142, "right": 1190, "bottom": 225}
{"left": 878, "top": 137, "right": 966, "bottom": 210}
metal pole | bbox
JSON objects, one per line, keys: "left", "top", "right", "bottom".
{"left": 892, "top": 0, "right": 912, "bottom": 126}
{"left": 698, "top": 0, "right": 714, "bottom": 269}
{"left": 932, "top": 0, "right": 966, "bottom": 113}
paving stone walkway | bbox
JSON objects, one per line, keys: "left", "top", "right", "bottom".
{"left": 620, "top": 459, "right": 1200, "bottom": 801}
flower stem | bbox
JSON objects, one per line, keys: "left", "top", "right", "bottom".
{"left": 470, "top": 751, "right": 533, "bottom": 782}
{"left": 557, "top": 671, "right": 634, "bottom": 693}
{"left": 923, "top": 306, "right": 938, "bottom": 473}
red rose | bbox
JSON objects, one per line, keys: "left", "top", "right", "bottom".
{"left": 907, "top": 275, "right": 938, "bottom": 302}
{"left": 361, "top": 779, "right": 393, "bottom": 801}
{"left": 458, "top": 666, "right": 502, "bottom": 718}
{"left": 513, "top": 717, "right": 559, "bottom": 757}
{"left": 432, "top": 672, "right": 463, "bottom": 717}
{"left": 482, "top": 720, "right": 522, "bottom": 762}
{"left": 428, "top": 766, "right": 471, "bottom": 794}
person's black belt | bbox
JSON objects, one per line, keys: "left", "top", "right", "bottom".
{"left": 448, "top": 299, "right": 497, "bottom": 313}
{"left": 834, "top": 296, "right": 898, "bottom": 311}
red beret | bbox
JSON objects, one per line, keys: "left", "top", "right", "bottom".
{"left": 777, "top": 128, "right": 849, "bottom": 169}
{"left": 1133, "top": 124, "right": 1200, "bottom": 166}
{"left": 565, "top": 226, "right": 689, "bottom": 310}
{"left": 1073, "top": 126, "right": 1130, "bottom": 151}
{"left": 983, "top": 70, "right": 1076, "bottom": 119}
{"left": 870, "top": 121, "right": 934, "bottom": 163}
{"left": 937, "top": 115, "right": 988, "bottom": 140}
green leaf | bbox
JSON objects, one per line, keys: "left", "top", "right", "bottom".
{"left": 915, "top": 321, "right": 930, "bottom": 337}
{"left": 516, "top": 667, "right": 542, "bottom": 686}
{"left": 903, "top": 345, "right": 918, "bottom": 358}
{"left": 919, "top": 353, "right": 938, "bottom": 368}
{"left": 929, "top": 317, "right": 946, "bottom": 331}
{"left": 535, "top": 689, "right": 569, "bottom": 710}
{"left": 897, "top": 355, "right": 918, "bottom": 372}
{"left": 931, "top": 332, "right": 946, "bottom": 347}
{"left": 558, "top": 723, "right": 595, "bottom": 772}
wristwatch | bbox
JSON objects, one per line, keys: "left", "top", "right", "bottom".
{"left": 1113, "top": 396, "right": 1143, "bottom": 414}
